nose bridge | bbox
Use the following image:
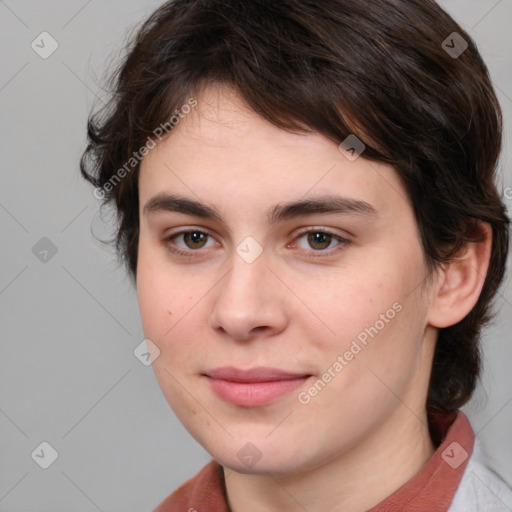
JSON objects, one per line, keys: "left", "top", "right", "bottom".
{"left": 221, "top": 233, "right": 268, "bottom": 293}
{"left": 220, "top": 244, "right": 270, "bottom": 310}
{"left": 209, "top": 241, "right": 287, "bottom": 339}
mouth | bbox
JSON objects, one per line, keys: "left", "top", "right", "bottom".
{"left": 202, "top": 366, "right": 313, "bottom": 407}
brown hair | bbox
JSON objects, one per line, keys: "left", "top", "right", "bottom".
{"left": 80, "top": 0, "right": 510, "bottom": 413}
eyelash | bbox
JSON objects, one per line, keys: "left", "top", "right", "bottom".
{"left": 162, "top": 227, "right": 351, "bottom": 259}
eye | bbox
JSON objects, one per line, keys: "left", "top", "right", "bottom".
{"left": 163, "top": 229, "right": 218, "bottom": 256}
{"left": 291, "top": 228, "right": 350, "bottom": 256}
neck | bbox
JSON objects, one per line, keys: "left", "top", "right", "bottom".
{"left": 223, "top": 408, "right": 436, "bottom": 512}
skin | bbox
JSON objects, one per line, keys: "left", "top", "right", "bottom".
{"left": 136, "top": 84, "right": 491, "bottom": 512}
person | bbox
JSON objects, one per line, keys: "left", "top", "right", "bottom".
{"left": 80, "top": 0, "right": 512, "bottom": 510}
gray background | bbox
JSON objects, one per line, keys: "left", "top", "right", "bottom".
{"left": 0, "top": 1, "right": 511, "bottom": 510}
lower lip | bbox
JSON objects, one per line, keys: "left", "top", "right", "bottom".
{"left": 206, "top": 376, "right": 311, "bottom": 407}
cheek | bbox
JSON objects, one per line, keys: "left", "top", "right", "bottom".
{"left": 136, "top": 250, "right": 204, "bottom": 411}
{"left": 300, "top": 267, "right": 399, "bottom": 343}
{"left": 136, "top": 251, "right": 166, "bottom": 338}
{"left": 302, "top": 250, "right": 427, "bottom": 367}
{"left": 136, "top": 243, "right": 210, "bottom": 369}
{"left": 136, "top": 241, "right": 183, "bottom": 345}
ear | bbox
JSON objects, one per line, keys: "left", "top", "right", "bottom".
{"left": 427, "top": 222, "right": 492, "bottom": 329}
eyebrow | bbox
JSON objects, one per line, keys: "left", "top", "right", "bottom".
{"left": 143, "top": 193, "right": 378, "bottom": 225}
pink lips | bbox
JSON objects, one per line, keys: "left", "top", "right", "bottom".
{"left": 204, "top": 366, "right": 312, "bottom": 407}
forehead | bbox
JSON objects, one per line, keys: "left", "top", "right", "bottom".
{"left": 139, "top": 85, "right": 411, "bottom": 221}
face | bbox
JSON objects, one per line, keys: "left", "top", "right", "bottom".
{"left": 136, "top": 85, "right": 437, "bottom": 475}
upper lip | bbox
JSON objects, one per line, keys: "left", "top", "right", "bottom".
{"left": 204, "top": 366, "right": 311, "bottom": 383}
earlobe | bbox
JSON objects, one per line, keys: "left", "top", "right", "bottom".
{"left": 428, "top": 223, "right": 492, "bottom": 329}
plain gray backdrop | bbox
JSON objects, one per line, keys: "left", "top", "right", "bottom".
{"left": 1, "top": 0, "right": 511, "bottom": 510}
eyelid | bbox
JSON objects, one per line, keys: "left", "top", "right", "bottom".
{"left": 293, "top": 226, "right": 349, "bottom": 239}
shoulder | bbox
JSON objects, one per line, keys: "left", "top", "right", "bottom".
{"left": 151, "top": 459, "right": 229, "bottom": 512}
{"left": 449, "top": 439, "right": 512, "bottom": 512}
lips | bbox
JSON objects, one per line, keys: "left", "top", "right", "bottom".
{"left": 203, "top": 366, "right": 312, "bottom": 406}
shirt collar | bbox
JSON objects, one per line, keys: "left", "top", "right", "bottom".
{"left": 367, "top": 410, "right": 474, "bottom": 511}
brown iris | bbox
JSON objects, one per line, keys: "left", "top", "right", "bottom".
{"left": 183, "top": 231, "right": 208, "bottom": 249}
{"left": 307, "top": 232, "right": 332, "bottom": 250}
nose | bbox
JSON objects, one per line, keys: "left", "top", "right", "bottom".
{"left": 208, "top": 249, "right": 288, "bottom": 342}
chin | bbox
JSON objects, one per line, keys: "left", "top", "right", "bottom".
{"left": 218, "top": 455, "right": 299, "bottom": 476}
{"left": 200, "top": 434, "right": 326, "bottom": 477}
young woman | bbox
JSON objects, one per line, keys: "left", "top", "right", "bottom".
{"left": 81, "top": 0, "right": 512, "bottom": 510}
